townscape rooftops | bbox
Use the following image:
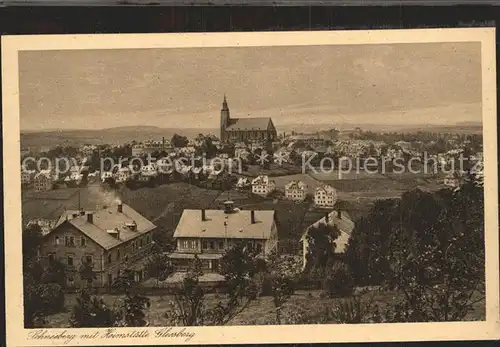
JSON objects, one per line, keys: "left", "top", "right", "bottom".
{"left": 225, "top": 117, "right": 272, "bottom": 131}
{"left": 26, "top": 218, "right": 57, "bottom": 236}
{"left": 289, "top": 134, "right": 329, "bottom": 141}
{"left": 51, "top": 203, "right": 156, "bottom": 250}
{"left": 174, "top": 209, "right": 275, "bottom": 240}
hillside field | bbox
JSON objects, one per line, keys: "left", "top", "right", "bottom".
{"left": 42, "top": 288, "right": 485, "bottom": 327}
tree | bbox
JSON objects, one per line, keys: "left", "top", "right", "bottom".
{"left": 22, "top": 224, "right": 43, "bottom": 267}
{"left": 70, "top": 289, "right": 117, "bottom": 327}
{"left": 345, "top": 176, "right": 485, "bottom": 322}
{"left": 304, "top": 222, "right": 341, "bottom": 275}
{"left": 270, "top": 274, "right": 295, "bottom": 324}
{"left": 322, "top": 262, "right": 355, "bottom": 298}
{"left": 265, "top": 255, "right": 301, "bottom": 324}
{"left": 151, "top": 229, "right": 176, "bottom": 254}
{"left": 79, "top": 261, "right": 97, "bottom": 287}
{"left": 171, "top": 134, "right": 189, "bottom": 148}
{"left": 112, "top": 269, "right": 151, "bottom": 327}
{"left": 22, "top": 224, "right": 47, "bottom": 327}
{"left": 205, "top": 243, "right": 262, "bottom": 325}
{"left": 345, "top": 199, "right": 398, "bottom": 285}
{"left": 165, "top": 255, "right": 207, "bottom": 326}
{"left": 386, "top": 178, "right": 485, "bottom": 322}
{"left": 201, "top": 137, "right": 218, "bottom": 159}
{"left": 219, "top": 243, "right": 261, "bottom": 306}
{"left": 41, "top": 258, "right": 67, "bottom": 288}
{"left": 145, "top": 252, "right": 174, "bottom": 287}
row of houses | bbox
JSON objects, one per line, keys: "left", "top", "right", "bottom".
{"left": 102, "top": 160, "right": 231, "bottom": 185}
{"left": 22, "top": 159, "right": 91, "bottom": 192}
{"left": 33, "top": 196, "right": 352, "bottom": 288}
{"left": 249, "top": 175, "right": 338, "bottom": 208}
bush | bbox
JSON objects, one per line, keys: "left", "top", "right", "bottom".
{"left": 36, "top": 283, "right": 65, "bottom": 314}
{"left": 70, "top": 289, "right": 118, "bottom": 327}
{"left": 251, "top": 272, "right": 274, "bottom": 297}
{"left": 322, "top": 262, "right": 355, "bottom": 298}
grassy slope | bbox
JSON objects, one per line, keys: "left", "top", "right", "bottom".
{"left": 44, "top": 288, "right": 485, "bottom": 328}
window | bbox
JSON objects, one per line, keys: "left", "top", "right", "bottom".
{"left": 256, "top": 243, "right": 263, "bottom": 253}
{"left": 218, "top": 240, "right": 224, "bottom": 249}
{"left": 182, "top": 240, "right": 189, "bottom": 249}
{"left": 48, "top": 253, "right": 55, "bottom": 263}
{"left": 65, "top": 235, "right": 75, "bottom": 247}
{"left": 80, "top": 237, "right": 86, "bottom": 247}
{"left": 202, "top": 241, "right": 208, "bottom": 250}
{"left": 54, "top": 236, "right": 61, "bottom": 246}
{"left": 107, "top": 253, "right": 112, "bottom": 264}
{"left": 85, "top": 255, "right": 93, "bottom": 264}
{"left": 209, "top": 241, "right": 215, "bottom": 250}
{"left": 140, "top": 238, "right": 143, "bottom": 248}
{"left": 117, "top": 249, "right": 121, "bottom": 260}
{"left": 67, "top": 254, "right": 74, "bottom": 266}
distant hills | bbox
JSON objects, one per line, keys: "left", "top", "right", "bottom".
{"left": 21, "top": 122, "right": 482, "bottom": 150}
{"left": 20, "top": 126, "right": 218, "bottom": 149}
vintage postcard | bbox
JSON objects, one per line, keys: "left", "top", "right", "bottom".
{"left": 2, "top": 28, "right": 499, "bottom": 346}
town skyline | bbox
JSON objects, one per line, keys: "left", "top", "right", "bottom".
{"left": 19, "top": 42, "right": 482, "bottom": 131}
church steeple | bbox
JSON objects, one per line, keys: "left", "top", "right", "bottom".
{"left": 222, "top": 94, "right": 228, "bottom": 110}
{"left": 220, "top": 94, "right": 230, "bottom": 142}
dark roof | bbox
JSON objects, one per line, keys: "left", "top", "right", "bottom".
{"left": 50, "top": 204, "right": 156, "bottom": 250}
{"left": 225, "top": 117, "right": 272, "bottom": 131}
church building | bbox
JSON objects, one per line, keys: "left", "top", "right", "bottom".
{"left": 220, "top": 95, "right": 278, "bottom": 144}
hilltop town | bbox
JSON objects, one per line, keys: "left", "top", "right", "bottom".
{"left": 22, "top": 96, "right": 485, "bottom": 327}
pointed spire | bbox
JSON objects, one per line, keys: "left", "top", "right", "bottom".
{"left": 222, "top": 94, "right": 228, "bottom": 110}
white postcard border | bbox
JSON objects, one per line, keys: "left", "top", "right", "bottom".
{"left": 2, "top": 28, "right": 499, "bottom": 346}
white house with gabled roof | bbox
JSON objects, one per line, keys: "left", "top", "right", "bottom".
{"left": 285, "top": 180, "right": 308, "bottom": 201}
{"left": 314, "top": 184, "right": 338, "bottom": 208}
{"left": 34, "top": 170, "right": 54, "bottom": 192}
{"left": 251, "top": 175, "right": 276, "bottom": 196}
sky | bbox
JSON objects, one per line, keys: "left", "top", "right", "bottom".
{"left": 19, "top": 42, "right": 482, "bottom": 131}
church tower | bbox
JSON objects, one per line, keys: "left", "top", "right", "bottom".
{"left": 220, "top": 94, "right": 230, "bottom": 141}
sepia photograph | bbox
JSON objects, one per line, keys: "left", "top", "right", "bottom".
{"left": 2, "top": 28, "right": 499, "bottom": 345}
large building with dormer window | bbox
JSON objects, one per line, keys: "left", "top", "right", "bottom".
{"left": 38, "top": 202, "right": 157, "bottom": 288}
{"left": 220, "top": 95, "right": 278, "bottom": 144}
{"left": 170, "top": 201, "right": 278, "bottom": 272}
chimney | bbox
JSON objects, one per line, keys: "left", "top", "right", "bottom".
{"left": 251, "top": 210, "right": 256, "bottom": 224}
{"left": 223, "top": 201, "right": 234, "bottom": 214}
{"left": 117, "top": 202, "right": 123, "bottom": 213}
{"left": 337, "top": 209, "right": 341, "bottom": 219}
{"left": 87, "top": 212, "right": 93, "bottom": 224}
{"left": 201, "top": 209, "right": 207, "bottom": 221}
{"left": 325, "top": 212, "right": 329, "bottom": 224}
